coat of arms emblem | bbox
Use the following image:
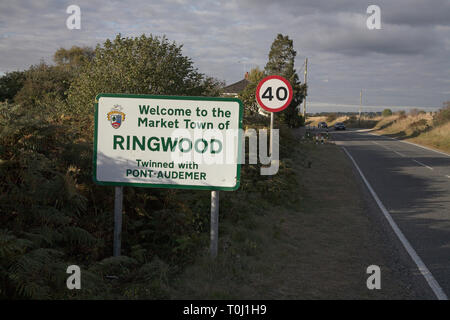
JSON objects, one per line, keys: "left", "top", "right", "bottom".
{"left": 107, "top": 105, "right": 126, "bottom": 129}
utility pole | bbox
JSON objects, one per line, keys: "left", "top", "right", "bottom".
{"left": 359, "top": 89, "right": 362, "bottom": 127}
{"left": 303, "top": 58, "right": 308, "bottom": 119}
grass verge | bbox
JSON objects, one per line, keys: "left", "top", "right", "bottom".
{"left": 409, "top": 122, "right": 450, "bottom": 154}
{"left": 373, "top": 114, "right": 450, "bottom": 154}
{"left": 170, "top": 131, "right": 419, "bottom": 299}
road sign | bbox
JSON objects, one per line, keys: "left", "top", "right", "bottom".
{"left": 93, "top": 93, "right": 243, "bottom": 191}
{"left": 256, "top": 75, "right": 293, "bottom": 112}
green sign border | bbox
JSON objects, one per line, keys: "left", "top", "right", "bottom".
{"left": 93, "top": 93, "right": 243, "bottom": 191}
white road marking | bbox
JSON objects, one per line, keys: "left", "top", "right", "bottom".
{"left": 372, "top": 141, "right": 406, "bottom": 157}
{"left": 412, "top": 159, "right": 434, "bottom": 170}
{"left": 368, "top": 132, "right": 450, "bottom": 158}
{"left": 372, "top": 141, "right": 391, "bottom": 150}
{"left": 369, "top": 134, "right": 441, "bottom": 169}
{"left": 446, "top": 175, "right": 450, "bottom": 179}
{"left": 342, "top": 147, "right": 448, "bottom": 300}
{"left": 394, "top": 151, "right": 406, "bottom": 157}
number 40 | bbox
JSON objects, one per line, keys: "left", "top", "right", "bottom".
{"left": 262, "top": 87, "right": 288, "bottom": 101}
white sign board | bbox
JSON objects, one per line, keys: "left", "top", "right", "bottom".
{"left": 256, "top": 75, "right": 293, "bottom": 113}
{"left": 94, "top": 94, "right": 243, "bottom": 191}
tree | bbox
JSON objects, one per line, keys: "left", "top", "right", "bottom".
{"left": 238, "top": 67, "right": 265, "bottom": 115}
{"left": 382, "top": 108, "right": 393, "bottom": 117}
{"left": 197, "top": 76, "right": 225, "bottom": 98}
{"left": 67, "top": 34, "right": 220, "bottom": 117}
{"left": 53, "top": 46, "right": 95, "bottom": 70}
{"left": 13, "top": 62, "right": 73, "bottom": 110}
{"left": 0, "top": 71, "right": 26, "bottom": 102}
{"left": 264, "top": 34, "right": 306, "bottom": 128}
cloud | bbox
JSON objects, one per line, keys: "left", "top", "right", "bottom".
{"left": 0, "top": 0, "right": 448, "bottom": 109}
{"left": 303, "top": 23, "right": 441, "bottom": 56}
{"left": 381, "top": 0, "right": 450, "bottom": 27}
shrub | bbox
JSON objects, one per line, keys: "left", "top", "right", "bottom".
{"left": 0, "top": 71, "right": 26, "bottom": 102}
{"left": 411, "top": 118, "right": 428, "bottom": 129}
{"left": 396, "top": 110, "right": 407, "bottom": 120}
{"left": 433, "top": 101, "right": 450, "bottom": 126}
{"left": 326, "top": 113, "right": 337, "bottom": 122}
{"left": 382, "top": 109, "right": 392, "bottom": 117}
{"left": 67, "top": 34, "right": 221, "bottom": 118}
{"left": 14, "top": 62, "right": 73, "bottom": 108}
{"left": 0, "top": 33, "right": 303, "bottom": 299}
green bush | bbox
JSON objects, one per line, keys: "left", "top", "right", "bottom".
{"left": 13, "top": 63, "right": 74, "bottom": 109}
{"left": 382, "top": 109, "right": 392, "bottom": 117}
{"left": 67, "top": 34, "right": 222, "bottom": 118}
{"left": 433, "top": 102, "right": 450, "bottom": 126}
{"left": 0, "top": 71, "right": 26, "bottom": 102}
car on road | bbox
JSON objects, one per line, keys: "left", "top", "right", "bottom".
{"left": 318, "top": 121, "right": 328, "bottom": 128}
{"left": 334, "top": 122, "right": 346, "bottom": 130}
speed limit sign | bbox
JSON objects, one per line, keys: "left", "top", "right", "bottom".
{"left": 256, "top": 75, "right": 293, "bottom": 112}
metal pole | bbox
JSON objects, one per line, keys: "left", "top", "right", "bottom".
{"left": 269, "top": 112, "right": 274, "bottom": 155}
{"left": 359, "top": 89, "right": 362, "bottom": 127}
{"left": 303, "top": 57, "right": 308, "bottom": 118}
{"left": 210, "top": 190, "right": 219, "bottom": 258}
{"left": 113, "top": 186, "right": 123, "bottom": 257}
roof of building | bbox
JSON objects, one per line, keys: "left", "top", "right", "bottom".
{"left": 222, "top": 78, "right": 250, "bottom": 94}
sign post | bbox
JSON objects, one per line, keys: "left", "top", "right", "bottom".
{"left": 269, "top": 113, "right": 274, "bottom": 155}
{"left": 210, "top": 190, "right": 219, "bottom": 258}
{"left": 94, "top": 93, "right": 243, "bottom": 258}
{"left": 113, "top": 186, "right": 123, "bottom": 257}
{"left": 256, "top": 75, "right": 293, "bottom": 155}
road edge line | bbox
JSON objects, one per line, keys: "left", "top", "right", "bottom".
{"left": 342, "top": 146, "right": 448, "bottom": 300}
{"left": 412, "top": 159, "right": 434, "bottom": 170}
{"left": 368, "top": 132, "right": 450, "bottom": 157}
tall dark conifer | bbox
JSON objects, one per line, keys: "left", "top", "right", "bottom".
{"left": 265, "top": 34, "right": 306, "bottom": 127}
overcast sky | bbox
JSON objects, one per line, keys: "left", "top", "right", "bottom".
{"left": 0, "top": 0, "right": 449, "bottom": 112}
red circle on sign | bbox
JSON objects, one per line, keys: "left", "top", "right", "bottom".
{"left": 256, "top": 75, "right": 293, "bottom": 113}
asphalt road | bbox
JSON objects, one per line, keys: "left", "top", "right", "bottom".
{"left": 329, "top": 128, "right": 450, "bottom": 299}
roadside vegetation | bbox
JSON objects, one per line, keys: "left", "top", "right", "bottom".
{"left": 171, "top": 133, "right": 421, "bottom": 299}
{"left": 0, "top": 33, "right": 306, "bottom": 299}
{"left": 307, "top": 103, "right": 450, "bottom": 154}
{"left": 373, "top": 104, "right": 450, "bottom": 153}
{"left": 0, "top": 34, "right": 224, "bottom": 299}
{"left": 306, "top": 114, "right": 377, "bottom": 129}
{"left": 3, "top": 27, "right": 431, "bottom": 299}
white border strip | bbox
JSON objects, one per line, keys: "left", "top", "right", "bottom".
{"left": 368, "top": 132, "right": 450, "bottom": 157}
{"left": 342, "top": 147, "right": 448, "bottom": 300}
{"left": 401, "top": 140, "right": 450, "bottom": 157}
{"left": 412, "top": 159, "right": 433, "bottom": 170}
